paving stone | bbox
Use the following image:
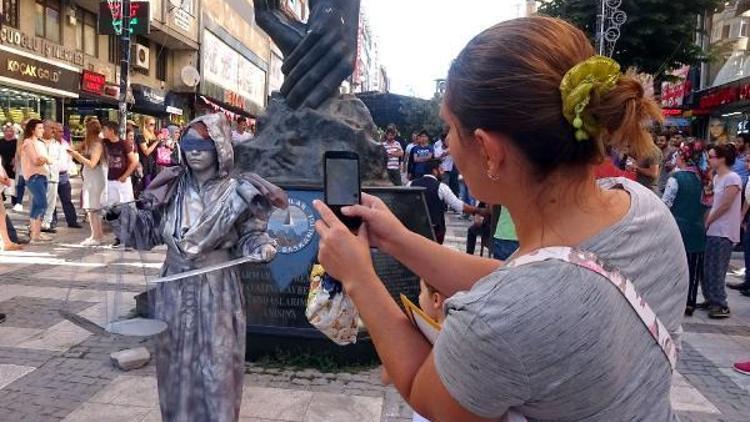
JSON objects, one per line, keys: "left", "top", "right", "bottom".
{"left": 0, "top": 296, "right": 95, "bottom": 329}
{"left": 305, "top": 392, "right": 382, "bottom": 422}
{"left": 240, "top": 386, "right": 313, "bottom": 421}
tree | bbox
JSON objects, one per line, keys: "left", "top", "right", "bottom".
{"left": 537, "top": 0, "right": 722, "bottom": 79}
{"left": 398, "top": 95, "right": 444, "bottom": 140}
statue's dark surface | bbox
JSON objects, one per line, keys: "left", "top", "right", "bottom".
{"left": 235, "top": 0, "right": 385, "bottom": 185}
{"left": 255, "top": 0, "right": 361, "bottom": 110}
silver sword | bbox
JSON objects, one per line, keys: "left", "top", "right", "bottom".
{"left": 147, "top": 255, "right": 263, "bottom": 284}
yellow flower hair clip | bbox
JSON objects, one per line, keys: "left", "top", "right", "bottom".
{"left": 560, "top": 56, "right": 621, "bottom": 141}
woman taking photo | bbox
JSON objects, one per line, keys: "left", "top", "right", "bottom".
{"left": 138, "top": 116, "right": 159, "bottom": 188}
{"left": 314, "top": 16, "right": 686, "bottom": 421}
{"left": 21, "top": 119, "right": 52, "bottom": 243}
{"left": 701, "top": 144, "right": 741, "bottom": 319}
{"left": 662, "top": 141, "right": 707, "bottom": 316}
{"left": 67, "top": 119, "right": 107, "bottom": 246}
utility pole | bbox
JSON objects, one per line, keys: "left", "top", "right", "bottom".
{"left": 118, "top": 0, "right": 131, "bottom": 141}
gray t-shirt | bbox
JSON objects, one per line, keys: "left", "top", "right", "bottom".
{"left": 435, "top": 178, "right": 687, "bottom": 421}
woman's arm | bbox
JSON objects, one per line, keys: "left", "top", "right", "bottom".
{"left": 70, "top": 143, "right": 102, "bottom": 169}
{"left": 706, "top": 185, "right": 741, "bottom": 227}
{"left": 338, "top": 194, "right": 501, "bottom": 295}
{"left": 315, "top": 202, "right": 495, "bottom": 421}
{"left": 142, "top": 139, "right": 159, "bottom": 156}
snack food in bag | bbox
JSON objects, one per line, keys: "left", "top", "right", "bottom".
{"left": 305, "top": 264, "right": 359, "bottom": 345}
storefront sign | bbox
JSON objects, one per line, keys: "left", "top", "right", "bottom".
{"left": 132, "top": 84, "right": 166, "bottom": 113}
{"left": 203, "top": 30, "right": 267, "bottom": 110}
{"left": 0, "top": 27, "right": 83, "bottom": 67}
{"left": 661, "top": 66, "right": 691, "bottom": 108}
{"left": 81, "top": 70, "right": 106, "bottom": 96}
{"left": 224, "top": 90, "right": 245, "bottom": 109}
{"left": 166, "top": 106, "right": 183, "bottom": 116}
{"left": 0, "top": 50, "right": 79, "bottom": 96}
{"left": 172, "top": 8, "right": 194, "bottom": 33}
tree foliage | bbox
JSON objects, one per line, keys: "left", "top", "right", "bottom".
{"left": 398, "top": 96, "right": 444, "bottom": 140}
{"left": 538, "top": 0, "right": 722, "bottom": 78}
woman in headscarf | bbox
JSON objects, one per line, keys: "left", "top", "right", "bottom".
{"left": 111, "top": 113, "right": 287, "bottom": 422}
{"left": 662, "top": 141, "right": 707, "bottom": 315}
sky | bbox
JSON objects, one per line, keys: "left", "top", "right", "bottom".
{"left": 362, "top": 0, "right": 529, "bottom": 98}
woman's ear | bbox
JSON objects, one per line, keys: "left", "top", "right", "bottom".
{"left": 474, "top": 129, "right": 506, "bottom": 179}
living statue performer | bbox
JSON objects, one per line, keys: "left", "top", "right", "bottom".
{"left": 109, "top": 113, "right": 287, "bottom": 422}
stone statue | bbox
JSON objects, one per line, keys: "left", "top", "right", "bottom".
{"left": 236, "top": 0, "right": 385, "bottom": 185}
{"left": 255, "top": 0, "right": 361, "bottom": 110}
{"left": 112, "top": 113, "right": 287, "bottom": 422}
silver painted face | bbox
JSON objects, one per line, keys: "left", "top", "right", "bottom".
{"left": 185, "top": 149, "right": 218, "bottom": 172}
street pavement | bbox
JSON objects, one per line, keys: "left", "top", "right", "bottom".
{"left": 0, "top": 178, "right": 749, "bottom": 421}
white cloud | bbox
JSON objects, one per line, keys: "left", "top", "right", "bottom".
{"left": 362, "top": 0, "right": 527, "bottom": 98}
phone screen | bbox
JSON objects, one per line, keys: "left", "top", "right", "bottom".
{"left": 325, "top": 158, "right": 360, "bottom": 206}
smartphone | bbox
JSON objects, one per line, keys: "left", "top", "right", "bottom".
{"left": 324, "top": 151, "right": 362, "bottom": 230}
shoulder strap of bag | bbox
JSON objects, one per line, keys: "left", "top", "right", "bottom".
{"left": 506, "top": 246, "right": 677, "bottom": 371}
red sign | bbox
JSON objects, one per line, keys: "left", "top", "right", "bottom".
{"left": 224, "top": 90, "right": 246, "bottom": 110}
{"left": 661, "top": 66, "right": 691, "bottom": 108}
{"left": 81, "top": 70, "right": 106, "bottom": 96}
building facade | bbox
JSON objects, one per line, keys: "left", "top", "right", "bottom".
{"left": 0, "top": 0, "right": 200, "bottom": 137}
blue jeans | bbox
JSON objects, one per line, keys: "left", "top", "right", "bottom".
{"left": 493, "top": 238, "right": 519, "bottom": 261}
{"left": 26, "top": 175, "right": 48, "bottom": 220}
{"left": 459, "top": 180, "right": 474, "bottom": 205}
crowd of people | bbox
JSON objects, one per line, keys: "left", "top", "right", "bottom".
{"left": 0, "top": 115, "right": 256, "bottom": 250}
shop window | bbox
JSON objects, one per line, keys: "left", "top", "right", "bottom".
{"left": 742, "top": 20, "right": 749, "bottom": 37}
{"left": 156, "top": 45, "right": 168, "bottom": 82}
{"left": 2, "top": 0, "right": 19, "bottom": 28}
{"left": 723, "top": 24, "right": 731, "bottom": 40}
{"left": 76, "top": 10, "right": 98, "bottom": 57}
{"left": 35, "top": 0, "right": 61, "bottom": 43}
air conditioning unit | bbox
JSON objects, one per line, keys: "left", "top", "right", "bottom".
{"left": 134, "top": 43, "right": 150, "bottom": 71}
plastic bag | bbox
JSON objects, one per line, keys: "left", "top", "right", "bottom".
{"left": 305, "top": 264, "right": 359, "bottom": 345}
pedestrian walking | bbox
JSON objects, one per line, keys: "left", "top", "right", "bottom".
{"left": 408, "top": 160, "right": 484, "bottom": 244}
{"left": 103, "top": 122, "right": 138, "bottom": 207}
{"left": 657, "top": 133, "right": 678, "bottom": 194}
{"left": 383, "top": 127, "right": 404, "bottom": 186}
{"left": 67, "top": 119, "right": 107, "bottom": 245}
{"left": 52, "top": 122, "right": 81, "bottom": 229}
{"left": 701, "top": 144, "right": 742, "bottom": 319}
{"left": 21, "top": 119, "right": 52, "bottom": 243}
{"left": 41, "top": 120, "right": 62, "bottom": 233}
{"left": 12, "top": 124, "right": 25, "bottom": 212}
{"left": 314, "top": 16, "right": 685, "bottom": 421}
{"left": 662, "top": 141, "right": 707, "bottom": 316}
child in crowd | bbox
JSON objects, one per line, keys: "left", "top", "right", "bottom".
{"left": 382, "top": 279, "right": 445, "bottom": 422}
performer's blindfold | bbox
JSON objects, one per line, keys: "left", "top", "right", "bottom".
{"left": 180, "top": 127, "right": 216, "bottom": 152}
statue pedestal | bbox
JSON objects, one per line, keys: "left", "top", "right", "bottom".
{"left": 242, "top": 185, "right": 434, "bottom": 364}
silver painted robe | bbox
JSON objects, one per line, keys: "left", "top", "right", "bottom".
{"left": 116, "top": 113, "right": 286, "bottom": 422}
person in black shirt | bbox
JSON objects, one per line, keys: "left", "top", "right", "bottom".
{"left": 0, "top": 124, "right": 17, "bottom": 203}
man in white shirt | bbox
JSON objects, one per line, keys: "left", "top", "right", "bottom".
{"left": 231, "top": 117, "right": 254, "bottom": 145}
{"left": 408, "top": 160, "right": 485, "bottom": 244}
{"left": 434, "top": 135, "right": 459, "bottom": 194}
{"left": 42, "top": 120, "right": 63, "bottom": 232}
{"left": 51, "top": 122, "right": 81, "bottom": 229}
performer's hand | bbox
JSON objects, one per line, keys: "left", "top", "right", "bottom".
{"left": 314, "top": 200, "right": 377, "bottom": 293}
{"left": 257, "top": 244, "right": 277, "bottom": 262}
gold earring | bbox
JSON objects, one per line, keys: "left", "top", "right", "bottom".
{"left": 487, "top": 171, "right": 499, "bottom": 181}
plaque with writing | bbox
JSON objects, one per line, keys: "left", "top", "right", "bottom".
{"left": 243, "top": 186, "right": 433, "bottom": 336}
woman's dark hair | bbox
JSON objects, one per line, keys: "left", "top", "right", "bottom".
{"left": 444, "top": 16, "right": 663, "bottom": 179}
{"left": 712, "top": 144, "right": 737, "bottom": 166}
{"left": 23, "top": 119, "right": 43, "bottom": 139}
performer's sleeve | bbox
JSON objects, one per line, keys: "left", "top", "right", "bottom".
{"left": 114, "top": 205, "right": 164, "bottom": 250}
{"left": 235, "top": 180, "right": 278, "bottom": 259}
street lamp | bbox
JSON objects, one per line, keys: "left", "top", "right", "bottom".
{"left": 596, "top": 0, "right": 627, "bottom": 57}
